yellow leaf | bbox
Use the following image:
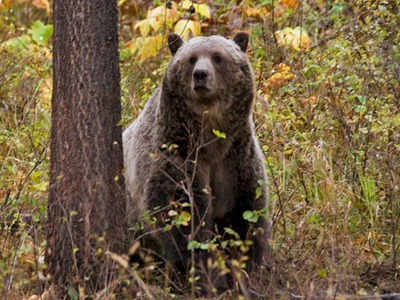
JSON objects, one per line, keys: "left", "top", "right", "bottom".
{"left": 106, "top": 251, "right": 129, "bottom": 269}
{"left": 139, "top": 35, "right": 163, "bottom": 60}
{"left": 147, "top": 5, "right": 165, "bottom": 18}
{"left": 275, "top": 27, "right": 295, "bottom": 48}
{"left": 174, "top": 19, "right": 201, "bottom": 40}
{"left": 277, "top": 63, "right": 291, "bottom": 72}
{"left": 300, "top": 95, "right": 317, "bottom": 105}
{"left": 147, "top": 3, "right": 179, "bottom": 30}
{"left": 282, "top": 0, "right": 298, "bottom": 9}
{"left": 292, "top": 27, "right": 310, "bottom": 50}
{"left": 126, "top": 37, "right": 143, "bottom": 55}
{"left": 39, "top": 77, "right": 52, "bottom": 104}
{"left": 168, "top": 210, "right": 178, "bottom": 216}
{"left": 0, "top": 0, "right": 13, "bottom": 9}
{"left": 264, "top": 63, "right": 295, "bottom": 90}
{"left": 147, "top": 5, "right": 167, "bottom": 32}
{"left": 134, "top": 19, "right": 151, "bottom": 37}
{"left": 189, "top": 20, "right": 202, "bottom": 36}
{"left": 174, "top": 20, "right": 189, "bottom": 39}
{"left": 148, "top": 16, "right": 162, "bottom": 32}
{"left": 275, "top": 27, "right": 310, "bottom": 51}
{"left": 127, "top": 36, "right": 162, "bottom": 61}
{"left": 118, "top": 0, "right": 129, "bottom": 6}
{"left": 181, "top": 0, "right": 210, "bottom": 19}
{"left": 180, "top": 211, "right": 191, "bottom": 226}
{"left": 181, "top": 0, "right": 192, "bottom": 9}
{"left": 196, "top": 3, "right": 211, "bottom": 19}
{"left": 246, "top": 7, "right": 261, "bottom": 17}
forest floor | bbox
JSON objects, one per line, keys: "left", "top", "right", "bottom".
{"left": 1, "top": 0, "right": 399, "bottom": 299}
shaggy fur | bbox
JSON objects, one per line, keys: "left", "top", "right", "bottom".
{"left": 123, "top": 33, "right": 269, "bottom": 284}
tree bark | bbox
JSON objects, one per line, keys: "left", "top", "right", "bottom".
{"left": 47, "top": 0, "right": 126, "bottom": 294}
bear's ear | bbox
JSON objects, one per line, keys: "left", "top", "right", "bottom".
{"left": 233, "top": 32, "right": 249, "bottom": 52}
{"left": 168, "top": 33, "right": 184, "bottom": 55}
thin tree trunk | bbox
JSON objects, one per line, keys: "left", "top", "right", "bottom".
{"left": 47, "top": 0, "right": 126, "bottom": 295}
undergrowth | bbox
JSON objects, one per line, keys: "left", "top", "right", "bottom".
{"left": 0, "top": 0, "right": 399, "bottom": 299}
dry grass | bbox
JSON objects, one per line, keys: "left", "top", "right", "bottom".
{"left": 1, "top": 0, "right": 399, "bottom": 299}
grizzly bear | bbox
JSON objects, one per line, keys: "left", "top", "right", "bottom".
{"left": 123, "top": 32, "right": 269, "bottom": 289}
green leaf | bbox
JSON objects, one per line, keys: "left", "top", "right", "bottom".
{"left": 120, "top": 48, "right": 131, "bottom": 60}
{"left": 67, "top": 285, "right": 78, "bottom": 300}
{"left": 224, "top": 227, "right": 240, "bottom": 239}
{"left": 2, "top": 35, "right": 31, "bottom": 51}
{"left": 32, "top": 182, "right": 48, "bottom": 192}
{"left": 316, "top": 268, "right": 327, "bottom": 278}
{"left": 173, "top": 210, "right": 191, "bottom": 227}
{"left": 243, "top": 210, "right": 259, "bottom": 223}
{"left": 255, "top": 187, "right": 262, "bottom": 199}
{"left": 188, "top": 240, "right": 209, "bottom": 250}
{"left": 306, "top": 213, "right": 321, "bottom": 225}
{"left": 188, "top": 240, "right": 200, "bottom": 250}
{"left": 392, "top": 114, "right": 400, "bottom": 126}
{"left": 212, "top": 129, "right": 226, "bottom": 139}
{"left": 30, "top": 20, "right": 53, "bottom": 46}
{"left": 200, "top": 243, "right": 209, "bottom": 250}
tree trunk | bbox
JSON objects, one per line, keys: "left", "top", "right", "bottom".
{"left": 47, "top": 0, "right": 126, "bottom": 294}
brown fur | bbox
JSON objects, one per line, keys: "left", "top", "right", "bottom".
{"left": 123, "top": 33, "right": 269, "bottom": 288}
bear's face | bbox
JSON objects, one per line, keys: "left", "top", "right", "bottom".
{"left": 164, "top": 33, "right": 254, "bottom": 117}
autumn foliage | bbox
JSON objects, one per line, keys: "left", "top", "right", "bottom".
{"left": 1, "top": 0, "right": 399, "bottom": 299}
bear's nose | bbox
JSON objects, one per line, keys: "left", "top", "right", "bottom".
{"left": 193, "top": 69, "right": 208, "bottom": 81}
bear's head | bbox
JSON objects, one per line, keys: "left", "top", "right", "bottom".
{"left": 163, "top": 33, "right": 255, "bottom": 118}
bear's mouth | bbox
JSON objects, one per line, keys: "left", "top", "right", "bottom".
{"left": 193, "top": 85, "right": 210, "bottom": 93}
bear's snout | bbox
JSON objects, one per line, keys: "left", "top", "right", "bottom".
{"left": 191, "top": 58, "right": 215, "bottom": 96}
{"left": 193, "top": 69, "right": 209, "bottom": 92}
{"left": 193, "top": 69, "right": 208, "bottom": 82}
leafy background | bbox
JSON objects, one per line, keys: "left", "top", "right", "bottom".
{"left": 0, "top": 0, "right": 399, "bottom": 298}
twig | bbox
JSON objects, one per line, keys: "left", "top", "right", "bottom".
{"left": 231, "top": 266, "right": 250, "bottom": 300}
{"left": 0, "top": 189, "right": 10, "bottom": 211}
{"left": 14, "top": 145, "right": 48, "bottom": 202}
{"left": 107, "top": 251, "right": 156, "bottom": 299}
{"left": 266, "top": 158, "right": 287, "bottom": 238}
{"left": 2, "top": 227, "right": 31, "bottom": 298}
{"left": 288, "top": 291, "right": 400, "bottom": 299}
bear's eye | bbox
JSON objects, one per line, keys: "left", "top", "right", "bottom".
{"left": 212, "top": 54, "right": 222, "bottom": 64}
{"left": 189, "top": 56, "right": 197, "bottom": 65}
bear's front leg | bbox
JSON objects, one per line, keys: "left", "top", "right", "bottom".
{"left": 143, "top": 161, "right": 215, "bottom": 281}
{"left": 233, "top": 156, "right": 270, "bottom": 272}
{"left": 143, "top": 164, "right": 192, "bottom": 276}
